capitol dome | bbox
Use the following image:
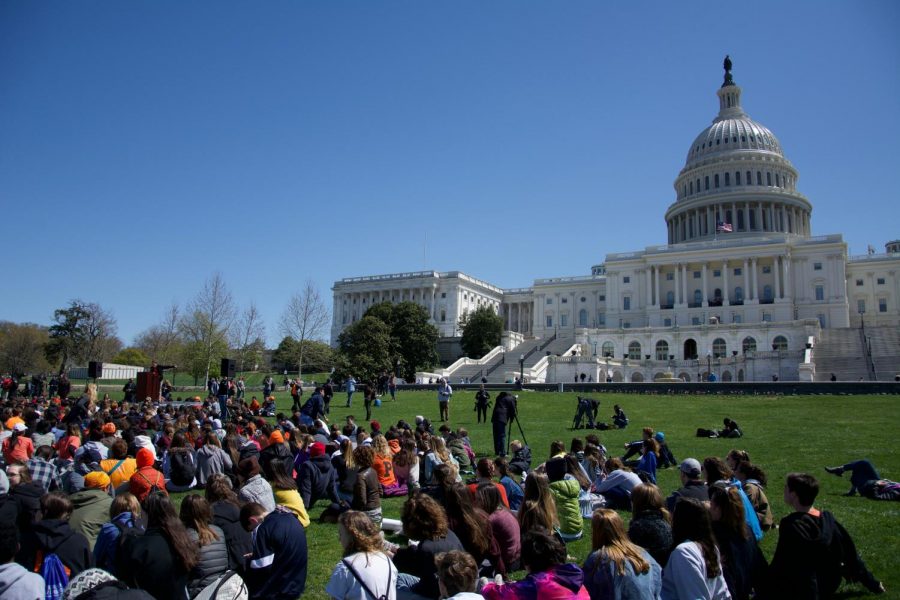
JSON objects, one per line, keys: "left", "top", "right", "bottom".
{"left": 664, "top": 58, "right": 812, "bottom": 244}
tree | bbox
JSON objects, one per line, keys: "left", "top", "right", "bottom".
{"left": 0, "top": 322, "right": 50, "bottom": 376}
{"left": 335, "top": 316, "right": 393, "bottom": 381}
{"left": 179, "top": 274, "right": 236, "bottom": 384}
{"left": 279, "top": 280, "right": 330, "bottom": 379}
{"left": 232, "top": 303, "right": 267, "bottom": 373}
{"left": 359, "top": 302, "right": 439, "bottom": 380}
{"left": 46, "top": 301, "right": 92, "bottom": 373}
{"left": 134, "top": 303, "right": 183, "bottom": 366}
{"left": 461, "top": 305, "right": 504, "bottom": 359}
{"left": 272, "top": 337, "right": 335, "bottom": 374}
{"left": 73, "top": 302, "right": 122, "bottom": 364}
{"left": 111, "top": 347, "right": 150, "bottom": 367}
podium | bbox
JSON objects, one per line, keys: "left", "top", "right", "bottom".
{"left": 136, "top": 372, "right": 160, "bottom": 401}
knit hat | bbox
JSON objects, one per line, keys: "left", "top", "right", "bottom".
{"left": 654, "top": 431, "right": 665, "bottom": 443}
{"left": 84, "top": 471, "right": 111, "bottom": 490}
{"left": 63, "top": 568, "right": 119, "bottom": 600}
{"left": 269, "top": 431, "right": 284, "bottom": 445}
{"left": 309, "top": 442, "right": 326, "bottom": 458}
{"left": 680, "top": 458, "right": 702, "bottom": 478}
{"left": 136, "top": 447, "right": 156, "bottom": 468}
{"left": 102, "top": 422, "right": 116, "bottom": 434}
{"left": 369, "top": 420, "right": 381, "bottom": 432}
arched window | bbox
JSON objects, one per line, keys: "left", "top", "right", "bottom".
{"left": 735, "top": 286, "right": 744, "bottom": 303}
{"left": 705, "top": 176, "right": 709, "bottom": 190}
{"left": 655, "top": 340, "right": 669, "bottom": 361}
{"left": 742, "top": 336, "right": 757, "bottom": 353}
{"left": 578, "top": 309, "right": 588, "bottom": 327}
{"left": 735, "top": 171, "right": 741, "bottom": 185}
{"left": 724, "top": 172, "right": 730, "bottom": 186}
{"left": 690, "top": 181, "right": 693, "bottom": 194}
{"left": 772, "top": 335, "right": 788, "bottom": 351}
{"left": 631, "top": 372, "right": 645, "bottom": 382}
{"left": 756, "top": 171, "right": 762, "bottom": 185}
{"left": 665, "top": 290, "right": 675, "bottom": 307}
{"left": 767, "top": 172, "right": 772, "bottom": 186}
{"left": 712, "top": 338, "right": 727, "bottom": 358}
{"left": 693, "top": 289, "right": 702, "bottom": 305}
{"left": 714, "top": 174, "right": 720, "bottom": 188}
{"left": 628, "top": 341, "right": 641, "bottom": 360}
{"left": 763, "top": 285, "right": 773, "bottom": 301}
{"left": 713, "top": 288, "right": 722, "bottom": 304}
{"left": 601, "top": 341, "right": 615, "bottom": 358}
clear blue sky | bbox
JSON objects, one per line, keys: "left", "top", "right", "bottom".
{"left": 3, "top": 1, "right": 898, "bottom": 345}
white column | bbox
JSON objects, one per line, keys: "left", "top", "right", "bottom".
{"left": 743, "top": 259, "right": 750, "bottom": 301}
{"left": 654, "top": 266, "right": 660, "bottom": 308}
{"left": 743, "top": 204, "right": 750, "bottom": 232}
{"left": 682, "top": 264, "right": 689, "bottom": 306}
{"left": 783, "top": 257, "right": 791, "bottom": 301}
{"left": 646, "top": 268, "right": 653, "bottom": 306}
{"left": 774, "top": 257, "right": 781, "bottom": 299}
{"left": 701, "top": 263, "right": 709, "bottom": 306}
{"left": 723, "top": 261, "right": 730, "bottom": 306}
{"left": 674, "top": 264, "right": 681, "bottom": 306}
{"left": 751, "top": 258, "right": 759, "bottom": 301}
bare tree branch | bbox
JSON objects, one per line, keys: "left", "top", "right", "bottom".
{"left": 279, "top": 279, "right": 330, "bottom": 378}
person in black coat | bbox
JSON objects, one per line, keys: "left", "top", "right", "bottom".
{"left": 490, "top": 392, "right": 517, "bottom": 456}
{"left": 627, "top": 483, "right": 673, "bottom": 567}
{"left": 709, "top": 484, "right": 768, "bottom": 600}
{"left": 204, "top": 474, "right": 252, "bottom": 574}
{"left": 393, "top": 494, "right": 464, "bottom": 599}
{"left": 6, "top": 463, "right": 44, "bottom": 531}
{"left": 117, "top": 492, "right": 200, "bottom": 600}
{"left": 17, "top": 492, "right": 92, "bottom": 576}
{"left": 296, "top": 442, "right": 343, "bottom": 509}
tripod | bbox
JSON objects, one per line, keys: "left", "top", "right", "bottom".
{"left": 506, "top": 411, "right": 528, "bottom": 456}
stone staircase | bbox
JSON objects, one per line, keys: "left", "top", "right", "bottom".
{"left": 865, "top": 326, "right": 900, "bottom": 381}
{"left": 813, "top": 328, "right": 870, "bottom": 381}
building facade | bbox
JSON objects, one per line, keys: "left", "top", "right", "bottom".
{"left": 331, "top": 62, "right": 900, "bottom": 381}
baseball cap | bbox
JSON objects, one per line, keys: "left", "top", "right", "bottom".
{"left": 680, "top": 458, "right": 702, "bottom": 478}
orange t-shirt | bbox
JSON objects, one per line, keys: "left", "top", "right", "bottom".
{"left": 5, "top": 416, "right": 24, "bottom": 430}
{"left": 467, "top": 481, "right": 510, "bottom": 509}
{"left": 100, "top": 457, "right": 139, "bottom": 490}
{"left": 57, "top": 435, "right": 82, "bottom": 461}
{"left": 2, "top": 435, "right": 34, "bottom": 464}
{"left": 372, "top": 454, "right": 397, "bottom": 487}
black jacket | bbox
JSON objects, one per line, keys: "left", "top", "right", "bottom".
{"left": 627, "top": 509, "right": 673, "bottom": 567}
{"left": 10, "top": 482, "right": 44, "bottom": 530}
{"left": 18, "top": 518, "right": 93, "bottom": 576}
{"left": 187, "top": 525, "right": 230, "bottom": 598}
{"left": 118, "top": 527, "right": 190, "bottom": 600}
{"left": 332, "top": 453, "right": 358, "bottom": 495}
{"left": 393, "top": 531, "right": 464, "bottom": 599}
{"left": 666, "top": 480, "right": 709, "bottom": 513}
{"left": 297, "top": 455, "right": 340, "bottom": 508}
{"left": 713, "top": 522, "right": 768, "bottom": 600}
{"left": 491, "top": 392, "right": 517, "bottom": 425}
{"left": 212, "top": 500, "right": 253, "bottom": 573}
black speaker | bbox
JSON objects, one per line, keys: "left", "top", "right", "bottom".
{"left": 88, "top": 361, "right": 103, "bottom": 379}
{"left": 220, "top": 359, "right": 236, "bottom": 379}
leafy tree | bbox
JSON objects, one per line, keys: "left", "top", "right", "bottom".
{"left": 179, "top": 274, "right": 236, "bottom": 384}
{"left": 0, "top": 322, "right": 50, "bottom": 376}
{"left": 46, "top": 301, "right": 92, "bottom": 373}
{"left": 111, "top": 347, "right": 150, "bottom": 367}
{"left": 73, "top": 302, "right": 122, "bottom": 364}
{"left": 279, "top": 280, "right": 330, "bottom": 379}
{"left": 335, "top": 316, "right": 392, "bottom": 381}
{"left": 389, "top": 302, "right": 439, "bottom": 380}
{"left": 272, "top": 337, "right": 334, "bottom": 374}
{"left": 461, "top": 305, "right": 503, "bottom": 359}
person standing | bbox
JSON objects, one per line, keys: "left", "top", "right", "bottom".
{"left": 290, "top": 379, "right": 302, "bottom": 413}
{"left": 491, "top": 392, "right": 517, "bottom": 456}
{"left": 475, "top": 385, "right": 491, "bottom": 424}
{"left": 323, "top": 379, "right": 334, "bottom": 414}
{"left": 344, "top": 375, "right": 357, "bottom": 407}
{"left": 123, "top": 378, "right": 136, "bottom": 403}
{"left": 437, "top": 378, "right": 453, "bottom": 422}
{"left": 388, "top": 373, "right": 397, "bottom": 402}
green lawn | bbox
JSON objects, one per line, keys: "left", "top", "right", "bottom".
{"left": 175, "top": 389, "right": 900, "bottom": 599}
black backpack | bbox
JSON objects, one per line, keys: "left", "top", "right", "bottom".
{"left": 169, "top": 450, "right": 196, "bottom": 486}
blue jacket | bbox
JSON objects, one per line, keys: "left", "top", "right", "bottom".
{"left": 583, "top": 548, "right": 662, "bottom": 600}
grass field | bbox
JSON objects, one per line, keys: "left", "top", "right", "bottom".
{"left": 174, "top": 389, "right": 900, "bottom": 599}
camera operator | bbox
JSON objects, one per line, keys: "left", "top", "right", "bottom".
{"left": 491, "top": 392, "right": 517, "bottom": 456}
{"left": 573, "top": 396, "right": 600, "bottom": 429}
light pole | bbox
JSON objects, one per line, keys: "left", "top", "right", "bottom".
{"left": 592, "top": 341, "right": 597, "bottom": 356}
{"left": 519, "top": 353, "right": 525, "bottom": 386}
{"left": 706, "top": 352, "right": 712, "bottom": 382}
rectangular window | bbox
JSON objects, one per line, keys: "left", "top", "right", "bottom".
{"left": 734, "top": 268, "right": 742, "bottom": 276}
{"left": 623, "top": 322, "right": 631, "bottom": 329}
{"left": 815, "top": 286, "right": 824, "bottom": 301}
{"left": 561, "top": 297, "right": 568, "bottom": 303}
{"left": 663, "top": 318, "right": 672, "bottom": 326}
{"left": 622, "top": 296, "right": 631, "bottom": 311}
{"left": 877, "top": 278, "right": 886, "bottom": 285}
{"left": 546, "top": 315, "right": 553, "bottom": 327}
{"left": 598, "top": 295, "right": 606, "bottom": 302}
{"left": 546, "top": 298, "right": 553, "bottom": 304}
{"left": 693, "top": 271, "right": 701, "bottom": 279}
{"left": 666, "top": 273, "right": 674, "bottom": 281}
{"left": 724, "top": 172, "right": 730, "bottom": 186}
{"left": 598, "top": 314, "right": 606, "bottom": 326}
{"left": 623, "top": 276, "right": 630, "bottom": 284}
{"left": 813, "top": 262, "right": 822, "bottom": 271}
{"left": 762, "top": 266, "right": 771, "bottom": 274}
{"left": 762, "top": 313, "right": 771, "bottom": 322}
{"left": 441, "top": 292, "right": 446, "bottom": 298}
{"left": 733, "top": 314, "right": 742, "bottom": 324}
{"left": 879, "top": 299, "right": 887, "bottom": 313}
{"left": 713, "top": 270, "right": 721, "bottom": 277}
{"left": 857, "top": 299, "right": 866, "bottom": 314}
{"left": 560, "top": 314, "right": 568, "bottom": 326}
{"left": 856, "top": 279, "right": 864, "bottom": 286}
{"left": 691, "top": 317, "right": 701, "bottom": 325}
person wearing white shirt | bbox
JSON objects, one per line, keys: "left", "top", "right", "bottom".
{"left": 326, "top": 511, "right": 397, "bottom": 600}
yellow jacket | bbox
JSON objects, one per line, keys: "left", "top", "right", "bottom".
{"left": 273, "top": 487, "right": 310, "bottom": 527}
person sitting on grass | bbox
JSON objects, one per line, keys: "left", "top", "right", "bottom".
{"left": 351, "top": 445, "right": 382, "bottom": 528}
{"left": 467, "top": 458, "right": 510, "bottom": 509}
{"left": 326, "top": 510, "right": 398, "bottom": 600}
{"left": 480, "top": 528, "right": 590, "bottom": 600}
{"left": 435, "top": 550, "right": 482, "bottom": 600}
{"left": 768, "top": 472, "right": 884, "bottom": 597}
{"left": 824, "top": 459, "right": 900, "bottom": 501}
{"left": 493, "top": 457, "right": 524, "bottom": 511}
{"left": 583, "top": 509, "right": 662, "bottom": 600}
{"left": 661, "top": 497, "right": 730, "bottom": 600}
{"left": 593, "top": 458, "right": 641, "bottom": 511}
{"left": 703, "top": 457, "right": 762, "bottom": 541}
{"left": 545, "top": 456, "right": 583, "bottom": 542}
{"left": 263, "top": 454, "right": 310, "bottom": 527}
{"left": 627, "top": 483, "right": 673, "bottom": 568}
{"left": 708, "top": 484, "right": 768, "bottom": 600}
{"left": 733, "top": 461, "right": 775, "bottom": 530}
{"left": 241, "top": 502, "right": 308, "bottom": 600}
{"left": 635, "top": 439, "right": 659, "bottom": 484}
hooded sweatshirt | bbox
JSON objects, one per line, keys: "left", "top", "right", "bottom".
{"left": 129, "top": 448, "right": 166, "bottom": 502}
{"left": 69, "top": 487, "right": 114, "bottom": 549}
{"left": 0, "top": 561, "right": 45, "bottom": 600}
{"left": 297, "top": 455, "right": 340, "bottom": 508}
{"left": 17, "top": 518, "right": 93, "bottom": 576}
{"left": 481, "top": 563, "right": 591, "bottom": 600}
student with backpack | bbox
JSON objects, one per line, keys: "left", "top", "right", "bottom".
{"left": 93, "top": 492, "right": 145, "bottom": 576}
{"left": 163, "top": 433, "right": 197, "bottom": 492}
{"left": 17, "top": 492, "right": 92, "bottom": 598}
{"left": 129, "top": 448, "right": 167, "bottom": 503}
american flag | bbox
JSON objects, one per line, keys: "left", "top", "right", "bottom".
{"left": 716, "top": 221, "right": 733, "bottom": 233}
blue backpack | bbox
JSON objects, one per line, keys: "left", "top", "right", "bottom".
{"left": 36, "top": 551, "right": 70, "bottom": 600}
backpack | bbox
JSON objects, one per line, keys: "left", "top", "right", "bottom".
{"left": 34, "top": 551, "right": 70, "bottom": 600}
{"left": 169, "top": 450, "right": 196, "bottom": 486}
{"left": 114, "top": 517, "right": 146, "bottom": 559}
{"left": 194, "top": 570, "right": 248, "bottom": 600}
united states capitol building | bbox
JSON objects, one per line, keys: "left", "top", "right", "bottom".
{"left": 331, "top": 61, "right": 900, "bottom": 383}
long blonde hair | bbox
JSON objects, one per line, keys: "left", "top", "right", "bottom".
{"left": 372, "top": 435, "right": 392, "bottom": 459}
{"left": 431, "top": 437, "right": 451, "bottom": 463}
{"left": 84, "top": 383, "right": 98, "bottom": 404}
{"left": 518, "top": 472, "right": 558, "bottom": 532}
{"left": 590, "top": 508, "right": 650, "bottom": 576}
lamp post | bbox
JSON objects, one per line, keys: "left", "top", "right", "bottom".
{"left": 519, "top": 353, "right": 525, "bottom": 385}
{"left": 592, "top": 341, "right": 597, "bottom": 356}
{"left": 706, "top": 352, "right": 712, "bottom": 382}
